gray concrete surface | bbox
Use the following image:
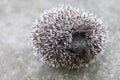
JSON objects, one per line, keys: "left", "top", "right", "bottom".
{"left": 0, "top": 0, "right": 120, "bottom": 80}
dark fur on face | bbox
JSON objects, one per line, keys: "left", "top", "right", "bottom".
{"left": 68, "top": 26, "right": 93, "bottom": 63}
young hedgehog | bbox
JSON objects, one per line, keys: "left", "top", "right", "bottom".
{"left": 32, "top": 6, "right": 106, "bottom": 69}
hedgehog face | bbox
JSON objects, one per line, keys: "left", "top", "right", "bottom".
{"left": 57, "top": 25, "right": 90, "bottom": 56}
{"left": 70, "top": 32, "right": 88, "bottom": 55}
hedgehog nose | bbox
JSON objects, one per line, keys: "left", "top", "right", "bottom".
{"left": 72, "top": 45, "right": 79, "bottom": 50}
{"left": 69, "top": 44, "right": 79, "bottom": 53}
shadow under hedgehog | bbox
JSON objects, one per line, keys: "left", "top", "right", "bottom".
{"left": 32, "top": 5, "right": 106, "bottom": 69}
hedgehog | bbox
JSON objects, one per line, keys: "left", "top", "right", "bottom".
{"left": 32, "top": 5, "right": 106, "bottom": 69}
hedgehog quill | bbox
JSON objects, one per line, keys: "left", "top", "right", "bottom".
{"left": 32, "top": 6, "right": 106, "bottom": 69}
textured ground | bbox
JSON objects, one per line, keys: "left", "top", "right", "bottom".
{"left": 0, "top": 0, "right": 120, "bottom": 80}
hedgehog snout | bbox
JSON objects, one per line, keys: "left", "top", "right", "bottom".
{"left": 71, "top": 44, "right": 79, "bottom": 50}
{"left": 70, "top": 44, "right": 79, "bottom": 53}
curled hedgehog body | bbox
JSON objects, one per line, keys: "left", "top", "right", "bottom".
{"left": 32, "top": 6, "right": 106, "bottom": 69}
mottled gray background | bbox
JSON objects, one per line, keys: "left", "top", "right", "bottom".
{"left": 0, "top": 0, "right": 120, "bottom": 80}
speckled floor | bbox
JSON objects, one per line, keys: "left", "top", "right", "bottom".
{"left": 0, "top": 0, "right": 120, "bottom": 80}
